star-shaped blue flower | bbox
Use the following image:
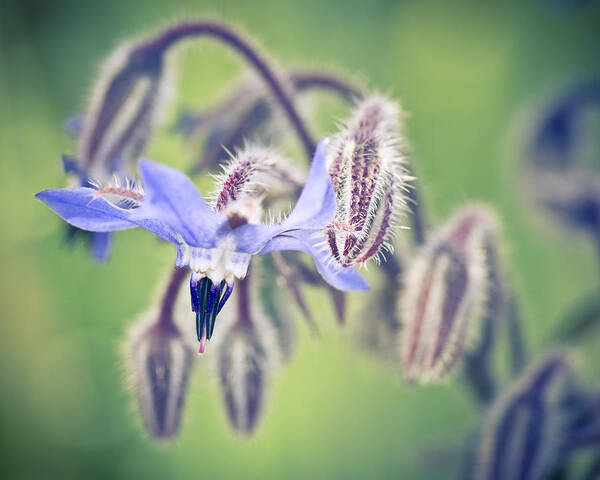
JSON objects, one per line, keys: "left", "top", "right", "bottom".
{"left": 36, "top": 139, "right": 368, "bottom": 351}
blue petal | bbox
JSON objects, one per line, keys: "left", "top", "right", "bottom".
{"left": 36, "top": 188, "right": 187, "bottom": 246}
{"left": 231, "top": 223, "right": 280, "bottom": 254}
{"left": 260, "top": 232, "right": 369, "bottom": 291}
{"left": 37, "top": 159, "right": 227, "bottom": 248}
{"left": 36, "top": 188, "right": 140, "bottom": 232}
{"left": 138, "top": 159, "right": 224, "bottom": 246}
{"left": 281, "top": 138, "right": 336, "bottom": 231}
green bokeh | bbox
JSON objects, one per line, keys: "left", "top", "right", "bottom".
{"left": 1, "top": 0, "right": 599, "bottom": 478}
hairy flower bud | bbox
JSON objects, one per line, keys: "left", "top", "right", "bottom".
{"left": 398, "top": 205, "right": 499, "bottom": 383}
{"left": 476, "top": 352, "right": 576, "bottom": 480}
{"left": 78, "top": 38, "right": 171, "bottom": 179}
{"left": 214, "top": 274, "right": 277, "bottom": 435}
{"left": 325, "top": 94, "right": 408, "bottom": 267}
{"left": 216, "top": 324, "right": 272, "bottom": 435}
{"left": 212, "top": 144, "right": 304, "bottom": 222}
{"left": 125, "top": 311, "right": 194, "bottom": 440}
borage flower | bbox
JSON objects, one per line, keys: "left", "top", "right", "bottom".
{"left": 36, "top": 139, "right": 368, "bottom": 353}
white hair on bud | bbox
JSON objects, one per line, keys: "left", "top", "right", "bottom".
{"left": 211, "top": 143, "right": 303, "bottom": 220}
{"left": 79, "top": 37, "right": 173, "bottom": 179}
{"left": 324, "top": 93, "right": 411, "bottom": 267}
{"left": 398, "top": 204, "right": 501, "bottom": 383}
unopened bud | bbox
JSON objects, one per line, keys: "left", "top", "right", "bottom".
{"left": 79, "top": 37, "right": 172, "bottom": 178}
{"left": 214, "top": 274, "right": 277, "bottom": 435}
{"left": 125, "top": 311, "right": 194, "bottom": 440}
{"left": 398, "top": 205, "right": 499, "bottom": 383}
{"left": 213, "top": 144, "right": 303, "bottom": 223}
{"left": 476, "top": 352, "right": 576, "bottom": 480}
{"left": 325, "top": 94, "right": 408, "bottom": 267}
{"left": 216, "top": 324, "right": 271, "bottom": 435}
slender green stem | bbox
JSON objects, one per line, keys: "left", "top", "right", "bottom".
{"left": 405, "top": 163, "right": 426, "bottom": 246}
{"left": 505, "top": 293, "right": 526, "bottom": 376}
{"left": 290, "top": 70, "right": 362, "bottom": 101}
{"left": 463, "top": 314, "right": 496, "bottom": 405}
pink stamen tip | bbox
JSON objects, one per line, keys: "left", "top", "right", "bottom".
{"left": 198, "top": 337, "right": 206, "bottom": 355}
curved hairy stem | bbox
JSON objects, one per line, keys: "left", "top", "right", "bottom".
{"left": 290, "top": 70, "right": 362, "bottom": 101}
{"left": 139, "top": 20, "right": 315, "bottom": 157}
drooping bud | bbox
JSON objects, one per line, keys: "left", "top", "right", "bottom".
{"left": 398, "top": 205, "right": 499, "bottom": 383}
{"left": 325, "top": 94, "right": 409, "bottom": 267}
{"left": 216, "top": 326, "right": 270, "bottom": 435}
{"left": 475, "top": 352, "right": 576, "bottom": 480}
{"left": 214, "top": 277, "right": 276, "bottom": 435}
{"left": 522, "top": 79, "right": 600, "bottom": 235}
{"left": 78, "top": 37, "right": 172, "bottom": 179}
{"left": 125, "top": 311, "right": 194, "bottom": 440}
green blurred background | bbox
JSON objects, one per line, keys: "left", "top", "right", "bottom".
{"left": 1, "top": 0, "right": 599, "bottom": 478}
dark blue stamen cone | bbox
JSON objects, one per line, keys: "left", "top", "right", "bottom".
{"left": 218, "top": 282, "right": 234, "bottom": 314}
{"left": 194, "top": 278, "right": 235, "bottom": 347}
{"left": 205, "top": 284, "right": 221, "bottom": 317}
{"left": 208, "top": 281, "right": 227, "bottom": 340}
{"left": 195, "top": 277, "right": 212, "bottom": 342}
{"left": 190, "top": 273, "right": 201, "bottom": 312}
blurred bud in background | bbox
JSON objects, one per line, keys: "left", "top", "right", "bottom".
{"left": 398, "top": 205, "right": 499, "bottom": 383}
{"left": 215, "top": 277, "right": 277, "bottom": 436}
{"left": 78, "top": 38, "right": 172, "bottom": 179}
{"left": 475, "top": 352, "right": 577, "bottom": 480}
{"left": 124, "top": 268, "right": 195, "bottom": 440}
{"left": 521, "top": 79, "right": 600, "bottom": 237}
{"left": 175, "top": 75, "right": 283, "bottom": 174}
{"left": 176, "top": 69, "right": 362, "bottom": 175}
{"left": 125, "top": 310, "right": 195, "bottom": 440}
{"left": 62, "top": 35, "right": 173, "bottom": 261}
{"left": 325, "top": 94, "right": 409, "bottom": 267}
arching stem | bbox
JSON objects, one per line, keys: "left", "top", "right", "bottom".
{"left": 139, "top": 20, "right": 315, "bottom": 157}
{"left": 290, "top": 70, "right": 362, "bottom": 101}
